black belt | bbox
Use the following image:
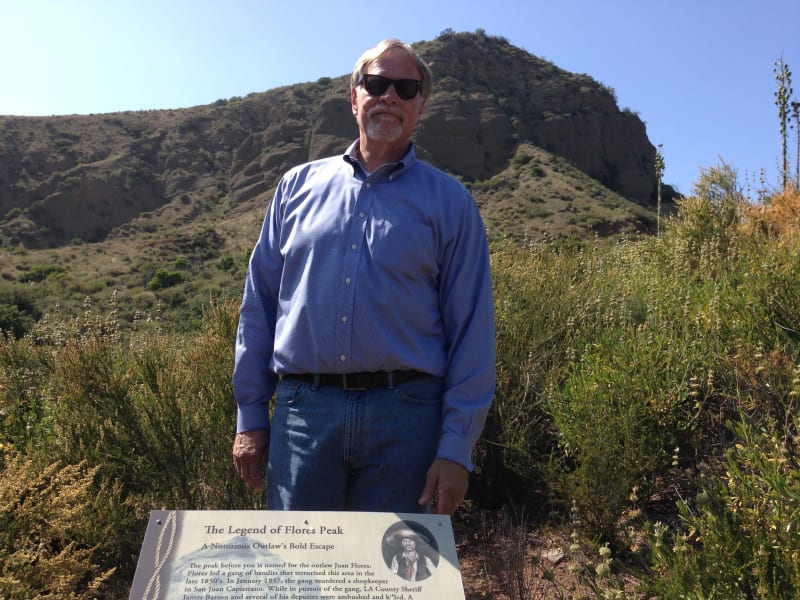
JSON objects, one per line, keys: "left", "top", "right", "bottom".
{"left": 285, "top": 370, "right": 429, "bottom": 390}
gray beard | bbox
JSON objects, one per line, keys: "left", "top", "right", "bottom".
{"left": 365, "top": 119, "right": 403, "bottom": 143}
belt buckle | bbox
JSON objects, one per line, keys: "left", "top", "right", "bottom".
{"left": 342, "top": 374, "right": 366, "bottom": 391}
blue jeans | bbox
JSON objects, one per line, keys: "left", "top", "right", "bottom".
{"left": 266, "top": 376, "right": 444, "bottom": 512}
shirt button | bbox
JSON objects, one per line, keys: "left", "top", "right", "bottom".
{"left": 359, "top": 212, "right": 366, "bottom": 218}
{"left": 345, "top": 277, "right": 351, "bottom": 284}
{"left": 341, "top": 316, "right": 348, "bottom": 323}
{"left": 366, "top": 182, "right": 372, "bottom": 189}
{"left": 351, "top": 243, "right": 357, "bottom": 250}
{"left": 340, "top": 354, "right": 347, "bottom": 362}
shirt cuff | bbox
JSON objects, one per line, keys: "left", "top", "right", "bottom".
{"left": 436, "top": 431, "right": 475, "bottom": 472}
{"left": 236, "top": 402, "right": 270, "bottom": 433}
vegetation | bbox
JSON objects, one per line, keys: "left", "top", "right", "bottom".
{"left": 146, "top": 267, "right": 185, "bottom": 290}
{"left": 655, "top": 143, "right": 665, "bottom": 235}
{"left": 0, "top": 286, "right": 41, "bottom": 339}
{"left": 775, "top": 58, "right": 794, "bottom": 190}
{"left": 0, "top": 301, "right": 251, "bottom": 598}
{"left": 0, "top": 31, "right": 670, "bottom": 253}
{"left": 1, "top": 166, "right": 799, "bottom": 596}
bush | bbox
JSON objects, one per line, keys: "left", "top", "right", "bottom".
{"left": 146, "top": 267, "right": 184, "bottom": 290}
{"left": 0, "top": 300, "right": 254, "bottom": 594}
{"left": 539, "top": 233, "right": 725, "bottom": 539}
{"left": 664, "top": 161, "right": 745, "bottom": 268}
{"left": 0, "top": 286, "right": 41, "bottom": 338}
{"left": 17, "top": 263, "right": 65, "bottom": 283}
{"left": 474, "top": 240, "right": 586, "bottom": 505}
{"left": 647, "top": 416, "right": 800, "bottom": 598}
{"left": 46, "top": 301, "right": 246, "bottom": 509}
{"left": 0, "top": 304, "right": 36, "bottom": 340}
{"left": 0, "top": 457, "right": 123, "bottom": 599}
{"left": 548, "top": 330, "right": 694, "bottom": 540}
{"left": 0, "top": 336, "right": 52, "bottom": 455}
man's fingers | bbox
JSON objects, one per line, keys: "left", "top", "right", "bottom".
{"left": 417, "top": 471, "right": 437, "bottom": 508}
{"left": 434, "top": 487, "right": 462, "bottom": 515}
{"left": 233, "top": 453, "right": 265, "bottom": 490}
{"left": 232, "top": 430, "right": 269, "bottom": 491}
{"left": 418, "top": 458, "right": 469, "bottom": 515}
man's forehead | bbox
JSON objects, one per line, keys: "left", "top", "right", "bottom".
{"left": 368, "top": 49, "right": 418, "bottom": 72}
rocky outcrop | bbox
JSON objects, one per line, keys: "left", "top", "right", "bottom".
{"left": 0, "top": 31, "right": 671, "bottom": 249}
{"left": 414, "top": 31, "right": 660, "bottom": 203}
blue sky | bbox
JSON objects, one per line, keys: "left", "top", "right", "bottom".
{"left": 1, "top": 0, "right": 798, "bottom": 196}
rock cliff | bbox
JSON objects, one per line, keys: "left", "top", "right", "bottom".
{"left": 0, "top": 31, "right": 672, "bottom": 248}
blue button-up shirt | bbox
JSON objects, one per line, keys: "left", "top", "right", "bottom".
{"left": 233, "top": 141, "right": 495, "bottom": 470}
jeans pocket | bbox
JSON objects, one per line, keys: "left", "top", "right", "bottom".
{"left": 394, "top": 377, "right": 445, "bottom": 405}
{"left": 275, "top": 379, "right": 306, "bottom": 406}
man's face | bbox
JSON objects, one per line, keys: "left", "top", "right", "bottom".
{"left": 351, "top": 48, "right": 426, "bottom": 147}
{"left": 401, "top": 537, "right": 416, "bottom": 552}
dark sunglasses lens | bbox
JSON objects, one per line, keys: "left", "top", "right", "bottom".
{"left": 364, "top": 75, "right": 391, "bottom": 96}
{"left": 363, "top": 75, "right": 419, "bottom": 99}
{"left": 394, "top": 80, "right": 419, "bottom": 99}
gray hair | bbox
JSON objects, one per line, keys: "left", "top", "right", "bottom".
{"left": 350, "top": 39, "right": 433, "bottom": 98}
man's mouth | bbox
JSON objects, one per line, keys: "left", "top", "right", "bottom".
{"left": 368, "top": 106, "right": 402, "bottom": 121}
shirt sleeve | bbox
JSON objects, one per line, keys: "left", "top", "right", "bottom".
{"left": 232, "top": 185, "right": 284, "bottom": 433}
{"left": 435, "top": 189, "right": 496, "bottom": 471}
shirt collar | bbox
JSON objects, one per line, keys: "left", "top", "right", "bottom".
{"left": 343, "top": 140, "right": 416, "bottom": 179}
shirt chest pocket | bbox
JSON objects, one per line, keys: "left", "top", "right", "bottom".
{"left": 366, "top": 217, "right": 438, "bottom": 281}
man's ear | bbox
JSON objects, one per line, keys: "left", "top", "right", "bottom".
{"left": 351, "top": 87, "right": 358, "bottom": 117}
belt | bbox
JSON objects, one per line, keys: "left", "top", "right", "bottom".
{"left": 284, "top": 370, "right": 429, "bottom": 390}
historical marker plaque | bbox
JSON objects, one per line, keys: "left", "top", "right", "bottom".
{"left": 129, "top": 510, "right": 465, "bottom": 600}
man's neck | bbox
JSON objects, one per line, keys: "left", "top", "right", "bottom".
{"left": 357, "top": 137, "right": 409, "bottom": 173}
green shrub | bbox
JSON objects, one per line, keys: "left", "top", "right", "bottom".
{"left": 646, "top": 416, "right": 800, "bottom": 598}
{"left": 218, "top": 255, "right": 236, "bottom": 272}
{"left": 664, "top": 161, "right": 745, "bottom": 268}
{"left": 173, "top": 256, "right": 189, "bottom": 269}
{"left": 0, "top": 286, "right": 41, "bottom": 339}
{"left": 0, "top": 287, "right": 41, "bottom": 338}
{"left": 146, "top": 267, "right": 184, "bottom": 290}
{"left": 45, "top": 302, "right": 247, "bottom": 509}
{"left": 547, "top": 325, "right": 710, "bottom": 540}
{"left": 1, "top": 300, "right": 253, "bottom": 592}
{"left": 474, "top": 240, "right": 585, "bottom": 504}
{"left": 0, "top": 336, "right": 52, "bottom": 454}
{"left": 0, "top": 304, "right": 33, "bottom": 339}
{"left": 18, "top": 263, "right": 65, "bottom": 283}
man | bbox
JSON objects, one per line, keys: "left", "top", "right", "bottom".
{"left": 232, "top": 39, "right": 495, "bottom": 515}
{"left": 391, "top": 536, "right": 436, "bottom": 581}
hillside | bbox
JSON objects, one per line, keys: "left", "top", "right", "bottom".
{"left": 0, "top": 30, "right": 674, "bottom": 328}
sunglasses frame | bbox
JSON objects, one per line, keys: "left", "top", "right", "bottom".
{"left": 358, "top": 73, "right": 422, "bottom": 100}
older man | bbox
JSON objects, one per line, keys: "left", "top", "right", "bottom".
{"left": 392, "top": 536, "right": 436, "bottom": 581}
{"left": 232, "top": 39, "right": 495, "bottom": 515}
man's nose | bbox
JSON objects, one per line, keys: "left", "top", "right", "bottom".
{"left": 380, "top": 84, "right": 400, "bottom": 102}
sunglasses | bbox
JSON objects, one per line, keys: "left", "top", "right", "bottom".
{"left": 358, "top": 73, "right": 422, "bottom": 100}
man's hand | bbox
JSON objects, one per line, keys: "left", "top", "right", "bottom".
{"left": 418, "top": 458, "right": 469, "bottom": 515}
{"left": 232, "top": 429, "right": 269, "bottom": 491}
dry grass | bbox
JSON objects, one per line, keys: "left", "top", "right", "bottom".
{"left": 742, "top": 187, "right": 800, "bottom": 243}
{"left": 0, "top": 457, "right": 119, "bottom": 599}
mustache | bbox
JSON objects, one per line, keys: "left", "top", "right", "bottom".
{"left": 367, "top": 104, "right": 403, "bottom": 118}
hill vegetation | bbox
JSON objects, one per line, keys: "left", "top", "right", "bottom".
{"left": 2, "top": 168, "right": 800, "bottom": 598}
{"left": 0, "top": 31, "right": 673, "bottom": 336}
{"left": 0, "top": 31, "right": 668, "bottom": 247}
